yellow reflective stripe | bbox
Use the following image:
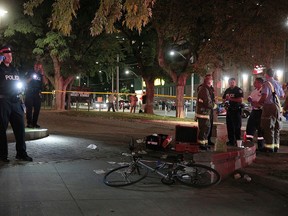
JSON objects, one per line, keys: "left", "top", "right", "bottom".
{"left": 246, "top": 135, "right": 254, "bottom": 138}
{"left": 195, "top": 113, "right": 209, "bottom": 119}
{"left": 264, "top": 144, "right": 274, "bottom": 149}
{"left": 257, "top": 137, "right": 264, "bottom": 140}
{"left": 198, "top": 140, "right": 208, "bottom": 145}
{"left": 274, "top": 144, "right": 280, "bottom": 148}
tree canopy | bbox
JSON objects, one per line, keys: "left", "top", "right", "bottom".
{"left": 9, "top": 0, "right": 288, "bottom": 114}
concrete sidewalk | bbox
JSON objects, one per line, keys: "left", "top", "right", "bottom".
{"left": 6, "top": 118, "right": 288, "bottom": 188}
{"left": 1, "top": 111, "right": 288, "bottom": 215}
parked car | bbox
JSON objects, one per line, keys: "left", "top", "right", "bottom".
{"left": 216, "top": 102, "right": 251, "bottom": 118}
{"left": 93, "top": 102, "right": 107, "bottom": 109}
{"left": 119, "top": 100, "right": 130, "bottom": 110}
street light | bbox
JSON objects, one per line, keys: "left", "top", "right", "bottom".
{"left": 0, "top": 8, "right": 7, "bottom": 26}
{"left": 169, "top": 50, "right": 186, "bottom": 60}
{"left": 125, "top": 69, "right": 144, "bottom": 93}
{"left": 276, "top": 69, "right": 284, "bottom": 82}
{"left": 76, "top": 75, "right": 80, "bottom": 86}
{"left": 116, "top": 54, "right": 119, "bottom": 111}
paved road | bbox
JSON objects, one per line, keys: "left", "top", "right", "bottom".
{"left": 1, "top": 111, "right": 287, "bottom": 215}
{"left": 153, "top": 109, "right": 288, "bottom": 129}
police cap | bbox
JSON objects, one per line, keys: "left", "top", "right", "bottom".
{"left": 0, "top": 46, "right": 12, "bottom": 54}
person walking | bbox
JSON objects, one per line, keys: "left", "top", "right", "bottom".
{"left": 107, "top": 94, "right": 116, "bottom": 112}
{"left": 245, "top": 77, "right": 264, "bottom": 150}
{"left": 0, "top": 46, "right": 33, "bottom": 162}
{"left": 195, "top": 74, "right": 214, "bottom": 150}
{"left": 25, "top": 63, "right": 46, "bottom": 128}
{"left": 129, "top": 93, "right": 138, "bottom": 113}
{"left": 222, "top": 78, "right": 244, "bottom": 146}
{"left": 253, "top": 68, "right": 284, "bottom": 152}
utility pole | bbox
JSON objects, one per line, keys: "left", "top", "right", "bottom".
{"left": 116, "top": 54, "right": 119, "bottom": 111}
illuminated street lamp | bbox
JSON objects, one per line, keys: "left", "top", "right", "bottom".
{"left": 276, "top": 69, "right": 284, "bottom": 82}
{"left": 125, "top": 70, "right": 144, "bottom": 92}
{"left": 76, "top": 75, "right": 80, "bottom": 86}
{"left": 0, "top": 8, "right": 7, "bottom": 26}
{"left": 0, "top": 8, "right": 7, "bottom": 17}
{"left": 169, "top": 50, "right": 187, "bottom": 60}
{"left": 222, "top": 76, "right": 229, "bottom": 91}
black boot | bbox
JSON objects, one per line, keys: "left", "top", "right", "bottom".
{"left": 257, "top": 140, "right": 264, "bottom": 151}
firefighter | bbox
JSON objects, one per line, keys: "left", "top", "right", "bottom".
{"left": 222, "top": 78, "right": 243, "bottom": 146}
{"left": 195, "top": 74, "right": 214, "bottom": 150}
{"left": 253, "top": 68, "right": 284, "bottom": 152}
{"left": 246, "top": 77, "right": 264, "bottom": 150}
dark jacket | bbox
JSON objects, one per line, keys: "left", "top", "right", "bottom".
{"left": 195, "top": 84, "right": 214, "bottom": 119}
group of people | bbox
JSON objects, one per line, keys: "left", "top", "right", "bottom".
{"left": 0, "top": 46, "right": 45, "bottom": 163}
{"left": 129, "top": 91, "right": 146, "bottom": 113}
{"left": 196, "top": 68, "right": 284, "bottom": 153}
{"left": 107, "top": 91, "right": 147, "bottom": 114}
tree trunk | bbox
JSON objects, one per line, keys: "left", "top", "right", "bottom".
{"left": 156, "top": 33, "right": 190, "bottom": 118}
{"left": 175, "top": 74, "right": 189, "bottom": 118}
{"left": 144, "top": 77, "right": 155, "bottom": 114}
{"left": 66, "top": 82, "right": 73, "bottom": 110}
{"left": 51, "top": 55, "right": 75, "bottom": 110}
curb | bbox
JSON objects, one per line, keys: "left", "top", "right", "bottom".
{"left": 193, "top": 145, "right": 256, "bottom": 179}
{"left": 7, "top": 128, "right": 49, "bottom": 143}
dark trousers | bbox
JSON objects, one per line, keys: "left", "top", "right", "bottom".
{"left": 207, "top": 110, "right": 214, "bottom": 144}
{"left": 197, "top": 117, "right": 211, "bottom": 145}
{"left": 226, "top": 109, "right": 242, "bottom": 145}
{"left": 261, "top": 104, "right": 280, "bottom": 150}
{"left": 0, "top": 99, "right": 27, "bottom": 158}
{"left": 246, "top": 110, "right": 263, "bottom": 144}
{"left": 25, "top": 93, "right": 41, "bottom": 126}
{"left": 108, "top": 102, "right": 115, "bottom": 112}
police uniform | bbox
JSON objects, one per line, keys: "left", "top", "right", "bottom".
{"left": 196, "top": 84, "right": 214, "bottom": 148}
{"left": 25, "top": 70, "right": 44, "bottom": 128}
{"left": 0, "top": 46, "right": 32, "bottom": 162}
{"left": 246, "top": 88, "right": 264, "bottom": 149}
{"left": 261, "top": 78, "right": 284, "bottom": 152}
{"left": 222, "top": 86, "right": 243, "bottom": 145}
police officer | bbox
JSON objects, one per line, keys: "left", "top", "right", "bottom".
{"left": 246, "top": 77, "right": 264, "bottom": 150}
{"left": 222, "top": 78, "right": 243, "bottom": 146}
{"left": 195, "top": 74, "right": 214, "bottom": 150}
{"left": 25, "top": 63, "right": 45, "bottom": 128}
{"left": 254, "top": 68, "right": 284, "bottom": 152}
{"left": 0, "top": 46, "right": 33, "bottom": 162}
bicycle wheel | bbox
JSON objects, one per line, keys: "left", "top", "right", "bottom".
{"left": 104, "top": 163, "right": 148, "bottom": 187}
{"left": 174, "top": 164, "right": 221, "bottom": 188}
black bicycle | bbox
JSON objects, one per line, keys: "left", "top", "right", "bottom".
{"left": 104, "top": 139, "right": 221, "bottom": 188}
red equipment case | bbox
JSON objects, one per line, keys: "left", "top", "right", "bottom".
{"left": 146, "top": 134, "right": 172, "bottom": 151}
{"left": 175, "top": 125, "right": 199, "bottom": 153}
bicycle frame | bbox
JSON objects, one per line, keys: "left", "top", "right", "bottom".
{"left": 104, "top": 141, "right": 221, "bottom": 187}
{"left": 135, "top": 158, "right": 173, "bottom": 179}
